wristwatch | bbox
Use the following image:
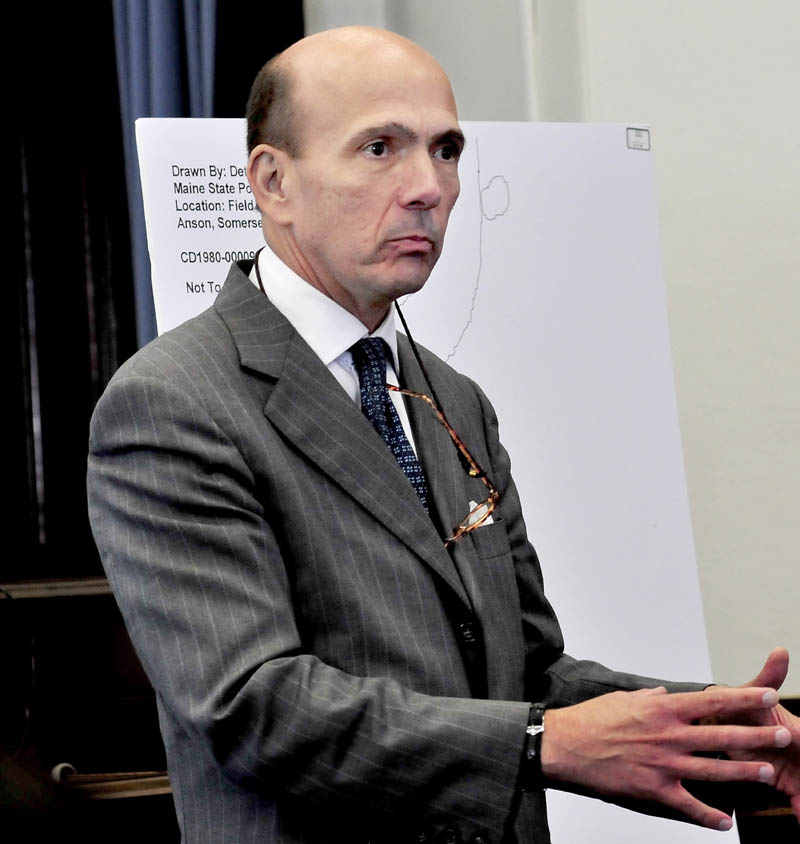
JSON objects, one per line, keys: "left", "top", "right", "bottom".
{"left": 521, "top": 703, "right": 546, "bottom": 791}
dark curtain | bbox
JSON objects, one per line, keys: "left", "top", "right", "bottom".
{"left": 213, "top": 1, "right": 305, "bottom": 116}
{"left": 6, "top": 3, "right": 304, "bottom": 585}
{"left": 9, "top": 3, "right": 137, "bottom": 581}
{"left": 113, "top": 0, "right": 217, "bottom": 348}
{"left": 3, "top": 0, "right": 305, "bottom": 813}
{"left": 113, "top": 0, "right": 305, "bottom": 347}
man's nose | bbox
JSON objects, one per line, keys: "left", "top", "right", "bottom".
{"left": 399, "top": 151, "right": 442, "bottom": 210}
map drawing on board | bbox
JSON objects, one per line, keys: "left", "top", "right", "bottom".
{"left": 400, "top": 137, "right": 512, "bottom": 361}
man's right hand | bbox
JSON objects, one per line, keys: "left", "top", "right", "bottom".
{"left": 540, "top": 684, "right": 791, "bottom": 831}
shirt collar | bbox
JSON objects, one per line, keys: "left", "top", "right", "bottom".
{"left": 250, "top": 245, "right": 400, "bottom": 371}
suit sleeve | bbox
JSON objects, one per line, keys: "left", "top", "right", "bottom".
{"left": 87, "top": 371, "right": 531, "bottom": 841}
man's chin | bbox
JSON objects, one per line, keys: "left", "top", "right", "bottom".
{"left": 384, "top": 275, "right": 432, "bottom": 305}
{"left": 386, "top": 255, "right": 437, "bottom": 297}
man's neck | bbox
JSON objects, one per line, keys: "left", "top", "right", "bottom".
{"left": 263, "top": 229, "right": 390, "bottom": 332}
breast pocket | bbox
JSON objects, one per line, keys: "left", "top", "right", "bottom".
{"left": 466, "top": 518, "right": 511, "bottom": 560}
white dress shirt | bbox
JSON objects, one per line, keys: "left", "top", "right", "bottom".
{"left": 249, "top": 244, "right": 419, "bottom": 454}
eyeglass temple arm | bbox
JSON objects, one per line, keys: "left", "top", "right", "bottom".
{"left": 387, "top": 385, "right": 496, "bottom": 490}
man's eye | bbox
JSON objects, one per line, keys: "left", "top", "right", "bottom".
{"left": 366, "top": 141, "right": 387, "bottom": 156}
{"left": 434, "top": 144, "right": 460, "bottom": 161}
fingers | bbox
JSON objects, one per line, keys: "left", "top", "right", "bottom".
{"left": 687, "top": 723, "right": 792, "bottom": 753}
{"left": 681, "top": 754, "right": 775, "bottom": 785}
{"left": 791, "top": 792, "right": 800, "bottom": 824}
{"left": 744, "top": 646, "right": 789, "bottom": 691}
{"left": 543, "top": 685, "right": 796, "bottom": 829}
{"left": 674, "top": 685, "right": 779, "bottom": 721}
{"left": 666, "top": 785, "right": 734, "bottom": 832}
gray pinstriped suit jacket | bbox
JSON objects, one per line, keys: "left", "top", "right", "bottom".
{"left": 87, "top": 261, "right": 694, "bottom": 844}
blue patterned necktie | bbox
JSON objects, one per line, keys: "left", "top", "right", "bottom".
{"left": 350, "top": 338, "right": 429, "bottom": 511}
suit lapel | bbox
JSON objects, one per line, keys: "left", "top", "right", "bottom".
{"left": 214, "top": 265, "right": 470, "bottom": 607}
{"left": 397, "top": 335, "right": 496, "bottom": 620}
{"left": 397, "top": 337, "right": 465, "bottom": 545}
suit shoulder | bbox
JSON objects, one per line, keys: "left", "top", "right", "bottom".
{"left": 398, "top": 334, "right": 491, "bottom": 408}
{"left": 109, "top": 260, "right": 260, "bottom": 390}
{"left": 398, "top": 334, "right": 466, "bottom": 384}
{"left": 109, "top": 305, "right": 235, "bottom": 391}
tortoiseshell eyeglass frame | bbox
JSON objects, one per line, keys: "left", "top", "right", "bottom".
{"left": 387, "top": 384, "right": 500, "bottom": 547}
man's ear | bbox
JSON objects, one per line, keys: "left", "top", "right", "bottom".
{"left": 247, "top": 144, "right": 294, "bottom": 225}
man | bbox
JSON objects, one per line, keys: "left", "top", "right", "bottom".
{"left": 88, "top": 26, "right": 799, "bottom": 844}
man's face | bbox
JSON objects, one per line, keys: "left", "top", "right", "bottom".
{"left": 273, "top": 40, "right": 463, "bottom": 328}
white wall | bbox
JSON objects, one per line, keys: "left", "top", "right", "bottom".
{"left": 303, "top": 0, "right": 535, "bottom": 120}
{"left": 303, "top": 0, "right": 800, "bottom": 694}
{"left": 529, "top": 0, "right": 800, "bottom": 694}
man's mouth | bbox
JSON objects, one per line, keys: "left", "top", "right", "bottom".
{"left": 388, "top": 235, "right": 435, "bottom": 251}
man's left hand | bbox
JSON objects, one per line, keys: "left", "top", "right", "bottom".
{"left": 726, "top": 647, "right": 800, "bottom": 821}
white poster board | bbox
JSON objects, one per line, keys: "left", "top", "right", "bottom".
{"left": 137, "top": 118, "right": 724, "bottom": 843}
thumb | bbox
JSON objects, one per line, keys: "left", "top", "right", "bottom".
{"left": 743, "top": 647, "right": 789, "bottom": 691}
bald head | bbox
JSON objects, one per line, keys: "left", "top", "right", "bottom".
{"left": 246, "top": 27, "right": 456, "bottom": 157}
{"left": 245, "top": 26, "right": 463, "bottom": 329}
{"left": 245, "top": 52, "right": 298, "bottom": 155}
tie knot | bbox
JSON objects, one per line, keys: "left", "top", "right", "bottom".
{"left": 350, "top": 338, "right": 388, "bottom": 389}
